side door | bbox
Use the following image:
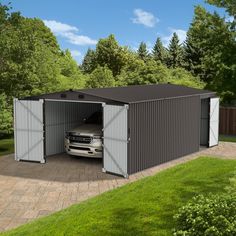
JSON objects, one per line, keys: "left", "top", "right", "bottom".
{"left": 209, "top": 97, "right": 219, "bottom": 147}
{"left": 103, "top": 104, "right": 128, "bottom": 177}
{"left": 14, "top": 99, "right": 45, "bottom": 163}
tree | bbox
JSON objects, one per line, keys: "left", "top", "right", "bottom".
{"left": 167, "top": 33, "right": 184, "bottom": 68}
{"left": 95, "top": 34, "right": 127, "bottom": 76}
{"left": 186, "top": 5, "right": 236, "bottom": 103}
{"left": 207, "top": 0, "right": 236, "bottom": 19}
{"left": 184, "top": 30, "right": 204, "bottom": 76}
{"left": 0, "top": 93, "right": 13, "bottom": 134}
{"left": 81, "top": 48, "right": 97, "bottom": 74}
{"left": 0, "top": 4, "right": 86, "bottom": 98}
{"left": 167, "top": 68, "right": 205, "bottom": 89}
{"left": 137, "top": 42, "right": 149, "bottom": 61}
{"left": 86, "top": 65, "right": 115, "bottom": 88}
{"left": 152, "top": 37, "right": 167, "bottom": 64}
{"left": 0, "top": 6, "right": 61, "bottom": 97}
{"left": 57, "top": 50, "right": 86, "bottom": 90}
{"left": 207, "top": 0, "right": 236, "bottom": 33}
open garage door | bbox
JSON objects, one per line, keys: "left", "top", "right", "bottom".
{"left": 14, "top": 99, "right": 45, "bottom": 163}
{"left": 103, "top": 104, "right": 128, "bottom": 177}
{"left": 209, "top": 97, "right": 219, "bottom": 147}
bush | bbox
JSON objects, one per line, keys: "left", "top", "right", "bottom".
{"left": 0, "top": 93, "right": 13, "bottom": 135}
{"left": 173, "top": 194, "right": 236, "bottom": 236}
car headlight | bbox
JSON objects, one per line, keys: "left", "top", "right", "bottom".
{"left": 93, "top": 136, "right": 102, "bottom": 143}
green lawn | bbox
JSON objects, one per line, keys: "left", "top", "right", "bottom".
{"left": 2, "top": 157, "right": 236, "bottom": 236}
{"left": 0, "top": 138, "right": 14, "bottom": 156}
{"left": 219, "top": 135, "right": 236, "bottom": 143}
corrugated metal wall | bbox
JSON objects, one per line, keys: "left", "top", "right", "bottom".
{"left": 128, "top": 96, "right": 200, "bottom": 174}
{"left": 103, "top": 104, "right": 128, "bottom": 177}
{"left": 45, "top": 101, "right": 101, "bottom": 156}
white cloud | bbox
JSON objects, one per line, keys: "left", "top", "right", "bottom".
{"left": 43, "top": 20, "right": 97, "bottom": 46}
{"left": 64, "top": 32, "right": 97, "bottom": 45}
{"left": 70, "top": 50, "right": 82, "bottom": 57}
{"left": 162, "top": 28, "right": 187, "bottom": 47}
{"left": 132, "top": 9, "right": 159, "bottom": 28}
{"left": 43, "top": 20, "right": 78, "bottom": 34}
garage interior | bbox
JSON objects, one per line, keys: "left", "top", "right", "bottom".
{"left": 44, "top": 100, "right": 102, "bottom": 157}
{"left": 200, "top": 98, "right": 209, "bottom": 147}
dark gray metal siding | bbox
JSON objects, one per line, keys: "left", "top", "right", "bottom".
{"left": 128, "top": 96, "right": 201, "bottom": 174}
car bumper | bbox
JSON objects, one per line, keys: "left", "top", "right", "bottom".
{"left": 65, "top": 140, "right": 103, "bottom": 158}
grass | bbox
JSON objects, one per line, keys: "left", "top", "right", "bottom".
{"left": 2, "top": 157, "right": 236, "bottom": 236}
{"left": 219, "top": 135, "right": 236, "bottom": 143}
{"left": 0, "top": 138, "right": 14, "bottom": 156}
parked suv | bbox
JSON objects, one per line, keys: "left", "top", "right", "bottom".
{"left": 64, "top": 111, "right": 103, "bottom": 158}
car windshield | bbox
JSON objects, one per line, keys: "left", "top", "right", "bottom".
{"left": 85, "top": 111, "right": 102, "bottom": 124}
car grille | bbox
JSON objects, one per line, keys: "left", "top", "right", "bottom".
{"left": 69, "top": 135, "right": 92, "bottom": 144}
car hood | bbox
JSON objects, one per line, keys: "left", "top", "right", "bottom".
{"left": 68, "top": 124, "right": 102, "bottom": 136}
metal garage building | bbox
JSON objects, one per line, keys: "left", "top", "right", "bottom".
{"left": 14, "top": 84, "right": 219, "bottom": 177}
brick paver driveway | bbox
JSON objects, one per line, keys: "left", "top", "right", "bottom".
{"left": 0, "top": 142, "right": 235, "bottom": 231}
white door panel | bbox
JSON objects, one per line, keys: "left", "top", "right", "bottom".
{"left": 209, "top": 97, "right": 219, "bottom": 147}
{"left": 14, "top": 99, "right": 45, "bottom": 162}
{"left": 103, "top": 104, "right": 128, "bottom": 177}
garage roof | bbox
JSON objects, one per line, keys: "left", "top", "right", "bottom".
{"left": 77, "top": 84, "right": 215, "bottom": 103}
{"left": 25, "top": 84, "right": 215, "bottom": 104}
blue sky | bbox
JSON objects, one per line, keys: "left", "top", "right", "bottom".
{"left": 3, "top": 0, "right": 224, "bottom": 63}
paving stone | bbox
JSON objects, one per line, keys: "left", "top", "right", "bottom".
{"left": 0, "top": 143, "right": 235, "bottom": 232}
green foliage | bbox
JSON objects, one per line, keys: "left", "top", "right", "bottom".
{"left": 185, "top": 5, "right": 236, "bottom": 103}
{"left": 152, "top": 37, "right": 168, "bottom": 64}
{"left": 174, "top": 194, "right": 236, "bottom": 236}
{"left": 81, "top": 48, "right": 97, "bottom": 74}
{"left": 86, "top": 65, "right": 115, "bottom": 88}
{"left": 116, "top": 60, "right": 169, "bottom": 85}
{"left": 174, "top": 170, "right": 236, "bottom": 236}
{"left": 95, "top": 34, "right": 127, "bottom": 76}
{"left": 168, "top": 68, "right": 205, "bottom": 89}
{"left": 0, "top": 4, "right": 85, "bottom": 99}
{"left": 167, "top": 33, "right": 184, "bottom": 68}
{"left": 0, "top": 93, "right": 13, "bottom": 134}
{"left": 57, "top": 50, "right": 86, "bottom": 90}
{"left": 207, "top": 0, "right": 236, "bottom": 18}
{"left": 137, "top": 41, "right": 149, "bottom": 61}
{"left": 116, "top": 60, "right": 204, "bottom": 89}
{"left": 207, "top": 0, "right": 235, "bottom": 31}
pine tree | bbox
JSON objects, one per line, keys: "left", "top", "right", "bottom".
{"left": 152, "top": 37, "right": 167, "bottom": 64}
{"left": 167, "top": 33, "right": 184, "bottom": 68}
{"left": 184, "top": 31, "right": 203, "bottom": 75}
{"left": 137, "top": 42, "right": 149, "bottom": 61}
{"left": 81, "top": 48, "right": 97, "bottom": 74}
